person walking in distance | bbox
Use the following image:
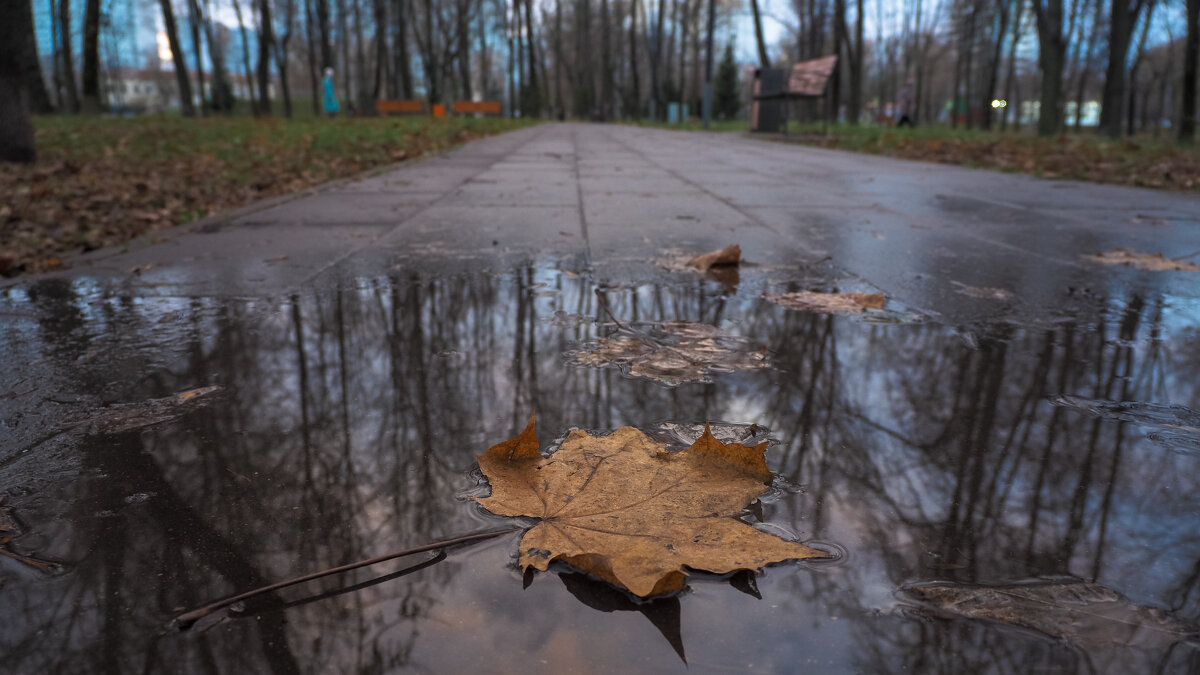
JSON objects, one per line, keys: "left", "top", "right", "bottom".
{"left": 323, "top": 68, "right": 340, "bottom": 118}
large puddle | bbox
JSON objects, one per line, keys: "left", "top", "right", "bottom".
{"left": 2, "top": 264, "right": 1199, "bottom": 673}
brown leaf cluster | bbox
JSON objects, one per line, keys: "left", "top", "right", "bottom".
{"left": 474, "top": 414, "right": 825, "bottom": 597}
{"left": 764, "top": 290, "right": 886, "bottom": 314}
{"left": 572, "top": 320, "right": 768, "bottom": 384}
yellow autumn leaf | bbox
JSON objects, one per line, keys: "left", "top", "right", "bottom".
{"left": 473, "top": 413, "right": 826, "bottom": 597}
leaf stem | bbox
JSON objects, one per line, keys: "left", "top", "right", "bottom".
{"left": 175, "top": 526, "right": 520, "bottom": 629}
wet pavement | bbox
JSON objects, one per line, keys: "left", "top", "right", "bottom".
{"left": 2, "top": 123, "right": 1200, "bottom": 673}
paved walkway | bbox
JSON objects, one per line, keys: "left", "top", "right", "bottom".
{"left": 20, "top": 123, "right": 1200, "bottom": 322}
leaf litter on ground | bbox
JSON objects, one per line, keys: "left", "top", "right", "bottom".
{"left": 473, "top": 413, "right": 827, "bottom": 598}
{"left": 1085, "top": 248, "right": 1200, "bottom": 272}
{"left": 764, "top": 290, "right": 886, "bottom": 314}
{"left": 572, "top": 319, "right": 768, "bottom": 385}
{"left": 900, "top": 577, "right": 1200, "bottom": 650}
{"left": 0, "top": 116, "right": 531, "bottom": 276}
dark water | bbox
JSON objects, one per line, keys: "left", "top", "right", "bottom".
{"left": 2, "top": 263, "right": 1199, "bottom": 674}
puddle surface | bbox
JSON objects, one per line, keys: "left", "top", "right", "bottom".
{"left": 2, "top": 265, "right": 1199, "bottom": 673}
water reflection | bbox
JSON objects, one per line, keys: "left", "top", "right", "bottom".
{"left": 1, "top": 267, "right": 1199, "bottom": 673}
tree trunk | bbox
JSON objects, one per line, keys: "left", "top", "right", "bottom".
{"left": 1, "top": 0, "right": 37, "bottom": 163}
{"left": 338, "top": 0, "right": 351, "bottom": 103}
{"left": 1000, "top": 0, "right": 1024, "bottom": 130}
{"left": 187, "top": 0, "right": 207, "bottom": 114}
{"left": 159, "top": 0, "right": 196, "bottom": 116}
{"left": 1099, "top": 0, "right": 1145, "bottom": 137}
{"left": 456, "top": 0, "right": 472, "bottom": 99}
{"left": 850, "top": 0, "right": 863, "bottom": 124}
{"left": 981, "top": 0, "right": 1010, "bottom": 130}
{"left": 419, "top": 0, "right": 439, "bottom": 103}
{"left": 1033, "top": 0, "right": 1066, "bottom": 136}
{"left": 1181, "top": 0, "right": 1199, "bottom": 143}
{"left": 750, "top": 0, "right": 769, "bottom": 67}
{"left": 18, "top": 0, "right": 53, "bottom": 113}
{"left": 1126, "top": 0, "right": 1154, "bottom": 135}
{"left": 394, "top": 0, "right": 412, "bottom": 98}
{"left": 318, "top": 0, "right": 333, "bottom": 69}
{"left": 600, "top": 0, "right": 612, "bottom": 117}
{"left": 556, "top": 0, "right": 566, "bottom": 114}
{"left": 275, "top": 0, "right": 295, "bottom": 117}
{"left": 306, "top": 0, "right": 320, "bottom": 114}
{"left": 353, "top": 0, "right": 367, "bottom": 110}
{"left": 80, "top": 0, "right": 101, "bottom": 113}
{"left": 373, "top": 0, "right": 388, "bottom": 100}
{"left": 232, "top": 0, "right": 257, "bottom": 109}
{"left": 59, "top": 0, "right": 79, "bottom": 113}
{"left": 201, "top": 1, "right": 234, "bottom": 112}
{"left": 649, "top": 0, "right": 663, "bottom": 119}
{"left": 524, "top": 0, "right": 540, "bottom": 114}
{"left": 257, "top": 0, "right": 274, "bottom": 115}
{"left": 627, "top": 0, "right": 639, "bottom": 116}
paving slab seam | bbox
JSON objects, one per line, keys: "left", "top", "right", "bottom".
{"left": 294, "top": 125, "right": 552, "bottom": 291}
{"left": 598, "top": 127, "right": 786, "bottom": 239}
{"left": 569, "top": 126, "right": 594, "bottom": 267}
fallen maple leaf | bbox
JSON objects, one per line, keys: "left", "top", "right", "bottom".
{"left": 764, "top": 290, "right": 886, "bottom": 314}
{"left": 1085, "top": 249, "right": 1200, "bottom": 272}
{"left": 686, "top": 244, "right": 741, "bottom": 271}
{"left": 473, "top": 414, "right": 826, "bottom": 597}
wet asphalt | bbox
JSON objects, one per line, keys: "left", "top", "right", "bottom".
{"left": 9, "top": 122, "right": 1197, "bottom": 320}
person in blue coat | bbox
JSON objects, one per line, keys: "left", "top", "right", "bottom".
{"left": 323, "top": 68, "right": 340, "bottom": 117}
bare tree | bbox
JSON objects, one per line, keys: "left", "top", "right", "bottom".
{"left": 159, "top": 0, "right": 196, "bottom": 116}
{"left": 232, "top": 0, "right": 257, "bottom": 108}
{"left": 275, "top": 0, "right": 297, "bottom": 117}
{"left": 257, "top": 0, "right": 275, "bottom": 115}
{"left": 1, "top": 0, "right": 36, "bottom": 162}
{"left": 1099, "top": 0, "right": 1149, "bottom": 137}
{"left": 80, "top": 0, "right": 101, "bottom": 113}
{"left": 751, "top": 0, "right": 770, "bottom": 67}
{"left": 394, "top": 0, "right": 413, "bottom": 98}
{"left": 1182, "top": 0, "right": 1198, "bottom": 142}
{"left": 59, "top": 0, "right": 80, "bottom": 113}
{"left": 1032, "top": 0, "right": 1067, "bottom": 135}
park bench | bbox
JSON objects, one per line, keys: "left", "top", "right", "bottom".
{"left": 376, "top": 100, "right": 425, "bottom": 116}
{"left": 452, "top": 101, "right": 502, "bottom": 116}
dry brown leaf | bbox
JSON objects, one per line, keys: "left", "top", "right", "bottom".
{"left": 473, "top": 414, "right": 825, "bottom": 597}
{"left": 764, "top": 291, "right": 886, "bottom": 314}
{"left": 954, "top": 284, "right": 1012, "bottom": 301}
{"left": 686, "top": 244, "right": 741, "bottom": 271}
{"left": 1086, "top": 249, "right": 1200, "bottom": 272}
{"left": 572, "top": 320, "right": 767, "bottom": 385}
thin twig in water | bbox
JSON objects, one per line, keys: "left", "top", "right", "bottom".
{"left": 1171, "top": 249, "right": 1200, "bottom": 261}
{"left": 175, "top": 527, "right": 520, "bottom": 629}
{"left": 594, "top": 288, "right": 630, "bottom": 332}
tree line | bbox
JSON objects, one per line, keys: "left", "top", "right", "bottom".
{"left": 2, "top": 0, "right": 1199, "bottom": 162}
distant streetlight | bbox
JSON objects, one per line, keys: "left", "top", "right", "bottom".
{"left": 991, "top": 99, "right": 1008, "bottom": 109}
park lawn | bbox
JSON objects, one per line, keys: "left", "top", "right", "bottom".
{"left": 0, "top": 115, "right": 536, "bottom": 277}
{"left": 765, "top": 123, "right": 1200, "bottom": 193}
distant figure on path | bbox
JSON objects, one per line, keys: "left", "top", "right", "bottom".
{"left": 897, "top": 76, "right": 915, "bottom": 128}
{"left": 323, "top": 68, "right": 340, "bottom": 118}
